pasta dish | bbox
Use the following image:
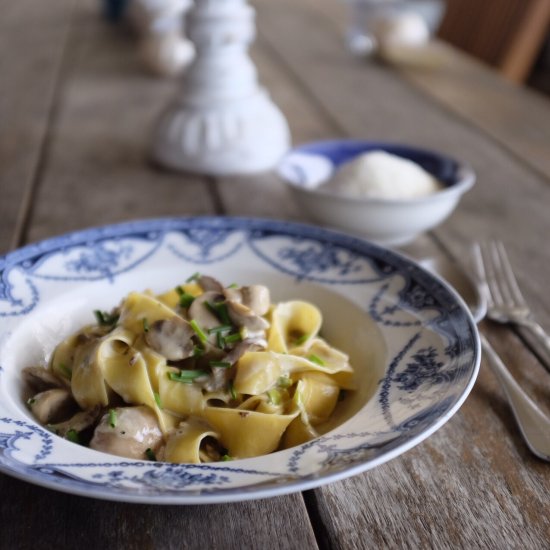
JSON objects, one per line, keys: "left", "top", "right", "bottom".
{"left": 24, "top": 274, "right": 355, "bottom": 463}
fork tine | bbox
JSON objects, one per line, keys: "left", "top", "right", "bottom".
{"left": 472, "top": 243, "right": 494, "bottom": 307}
{"left": 486, "top": 241, "right": 511, "bottom": 306}
{"left": 478, "top": 242, "right": 504, "bottom": 306}
{"left": 494, "top": 241, "right": 527, "bottom": 306}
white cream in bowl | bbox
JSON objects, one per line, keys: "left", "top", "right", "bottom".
{"left": 324, "top": 150, "right": 442, "bottom": 199}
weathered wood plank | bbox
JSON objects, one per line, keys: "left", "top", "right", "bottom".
{"left": 0, "top": 1, "right": 75, "bottom": 253}
{"left": 0, "top": 474, "right": 317, "bottom": 550}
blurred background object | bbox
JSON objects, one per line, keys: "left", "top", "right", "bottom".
{"left": 437, "top": 0, "right": 550, "bottom": 84}
{"left": 104, "top": 0, "right": 194, "bottom": 76}
{"left": 345, "top": 0, "right": 444, "bottom": 57}
{"left": 151, "top": 0, "right": 290, "bottom": 175}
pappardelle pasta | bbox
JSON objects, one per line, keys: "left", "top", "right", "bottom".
{"left": 24, "top": 274, "right": 355, "bottom": 463}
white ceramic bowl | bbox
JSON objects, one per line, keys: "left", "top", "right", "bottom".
{"left": 0, "top": 217, "right": 480, "bottom": 503}
{"left": 277, "top": 140, "right": 475, "bottom": 246}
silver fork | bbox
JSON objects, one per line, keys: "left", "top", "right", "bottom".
{"left": 476, "top": 241, "right": 550, "bottom": 362}
{"left": 471, "top": 244, "right": 550, "bottom": 460}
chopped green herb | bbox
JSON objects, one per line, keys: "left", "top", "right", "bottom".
{"left": 227, "top": 283, "right": 239, "bottom": 289}
{"left": 192, "top": 345, "right": 205, "bottom": 357}
{"left": 224, "top": 332, "right": 242, "bottom": 344}
{"left": 145, "top": 448, "right": 156, "bottom": 461}
{"left": 277, "top": 375, "right": 292, "bottom": 388}
{"left": 189, "top": 319, "right": 208, "bottom": 344}
{"left": 94, "top": 310, "right": 119, "bottom": 327}
{"left": 175, "top": 285, "right": 184, "bottom": 296}
{"left": 208, "top": 325, "right": 233, "bottom": 334}
{"left": 27, "top": 397, "right": 36, "bottom": 407}
{"left": 108, "top": 409, "right": 117, "bottom": 428}
{"left": 294, "top": 333, "right": 309, "bottom": 346}
{"left": 216, "top": 330, "right": 225, "bottom": 349}
{"left": 267, "top": 389, "right": 281, "bottom": 405}
{"left": 229, "top": 380, "right": 237, "bottom": 400}
{"left": 186, "top": 272, "right": 201, "bottom": 283}
{"left": 142, "top": 317, "right": 149, "bottom": 332}
{"left": 205, "top": 301, "right": 231, "bottom": 325}
{"left": 58, "top": 363, "right": 72, "bottom": 380}
{"left": 66, "top": 429, "right": 79, "bottom": 443}
{"left": 222, "top": 454, "right": 233, "bottom": 461}
{"left": 168, "top": 370, "right": 206, "bottom": 383}
{"left": 179, "top": 292, "right": 195, "bottom": 308}
{"left": 209, "top": 360, "right": 232, "bottom": 369}
{"left": 307, "top": 354, "right": 325, "bottom": 366}
{"left": 154, "top": 392, "right": 162, "bottom": 408}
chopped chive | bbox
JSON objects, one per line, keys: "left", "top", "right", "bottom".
{"left": 154, "top": 392, "right": 162, "bottom": 408}
{"left": 145, "top": 448, "right": 156, "bottom": 461}
{"left": 222, "top": 454, "right": 233, "bottom": 461}
{"left": 224, "top": 332, "right": 242, "bottom": 344}
{"left": 179, "top": 292, "right": 195, "bottom": 308}
{"left": 216, "top": 331, "right": 225, "bottom": 349}
{"left": 229, "top": 380, "right": 237, "bottom": 400}
{"left": 267, "top": 388, "right": 281, "bottom": 405}
{"left": 277, "top": 375, "right": 292, "bottom": 388}
{"left": 142, "top": 317, "right": 149, "bottom": 332}
{"left": 227, "top": 283, "right": 239, "bottom": 289}
{"left": 58, "top": 363, "right": 72, "bottom": 380}
{"left": 94, "top": 310, "right": 119, "bottom": 327}
{"left": 294, "top": 333, "right": 309, "bottom": 346}
{"left": 186, "top": 272, "right": 201, "bottom": 283}
{"left": 308, "top": 354, "right": 325, "bottom": 366}
{"left": 168, "top": 370, "right": 206, "bottom": 383}
{"left": 108, "top": 409, "right": 117, "bottom": 428}
{"left": 189, "top": 319, "right": 208, "bottom": 344}
{"left": 192, "top": 345, "right": 205, "bottom": 357}
{"left": 27, "top": 397, "right": 36, "bottom": 407}
{"left": 175, "top": 285, "right": 184, "bottom": 296}
{"left": 208, "top": 325, "right": 233, "bottom": 334}
{"left": 205, "top": 301, "right": 231, "bottom": 325}
{"left": 66, "top": 429, "right": 79, "bottom": 443}
{"left": 209, "top": 360, "right": 232, "bottom": 369}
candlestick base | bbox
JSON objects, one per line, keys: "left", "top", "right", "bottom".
{"left": 152, "top": 89, "right": 289, "bottom": 175}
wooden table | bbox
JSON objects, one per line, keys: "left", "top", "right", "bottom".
{"left": 2, "top": 0, "right": 550, "bottom": 548}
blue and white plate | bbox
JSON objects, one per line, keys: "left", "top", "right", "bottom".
{"left": 0, "top": 217, "right": 480, "bottom": 504}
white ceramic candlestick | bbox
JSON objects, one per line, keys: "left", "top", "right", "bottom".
{"left": 151, "top": 0, "right": 290, "bottom": 175}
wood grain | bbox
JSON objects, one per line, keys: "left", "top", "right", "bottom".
{"left": 0, "top": 0, "right": 75, "bottom": 252}
{"left": 2, "top": 0, "right": 550, "bottom": 548}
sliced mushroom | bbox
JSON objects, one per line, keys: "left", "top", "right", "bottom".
{"left": 224, "top": 285, "right": 271, "bottom": 316}
{"left": 144, "top": 317, "right": 195, "bottom": 360}
{"left": 28, "top": 388, "right": 77, "bottom": 424}
{"left": 197, "top": 275, "right": 224, "bottom": 293}
{"left": 90, "top": 406, "right": 163, "bottom": 460}
{"left": 226, "top": 300, "right": 269, "bottom": 332}
{"left": 223, "top": 337, "right": 267, "bottom": 365}
{"left": 23, "top": 366, "right": 69, "bottom": 392}
{"left": 188, "top": 291, "right": 226, "bottom": 344}
{"left": 49, "top": 406, "right": 102, "bottom": 437}
{"left": 201, "top": 366, "right": 233, "bottom": 393}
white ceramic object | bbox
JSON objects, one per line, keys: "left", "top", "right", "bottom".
{"left": 152, "top": 0, "right": 290, "bottom": 175}
{"left": 277, "top": 140, "right": 475, "bottom": 247}
{"left": 0, "top": 217, "right": 479, "bottom": 503}
{"left": 128, "top": 0, "right": 195, "bottom": 77}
